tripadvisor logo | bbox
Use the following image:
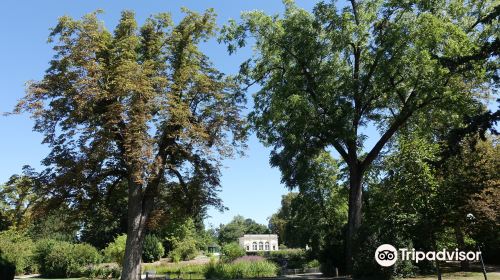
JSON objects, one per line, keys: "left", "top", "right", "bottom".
{"left": 375, "top": 244, "right": 481, "bottom": 267}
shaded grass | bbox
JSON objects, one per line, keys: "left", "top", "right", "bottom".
{"left": 401, "top": 271, "right": 500, "bottom": 280}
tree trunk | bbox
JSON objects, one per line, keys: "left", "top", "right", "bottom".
{"left": 345, "top": 166, "right": 363, "bottom": 274}
{"left": 121, "top": 181, "right": 152, "bottom": 280}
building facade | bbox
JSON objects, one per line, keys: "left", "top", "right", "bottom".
{"left": 238, "top": 234, "right": 279, "bottom": 252}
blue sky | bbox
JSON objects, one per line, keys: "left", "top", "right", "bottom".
{"left": 0, "top": 0, "right": 326, "bottom": 229}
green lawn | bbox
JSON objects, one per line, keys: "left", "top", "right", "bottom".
{"left": 401, "top": 271, "right": 500, "bottom": 280}
{"left": 15, "top": 278, "right": 84, "bottom": 280}
{"left": 14, "top": 271, "right": 500, "bottom": 280}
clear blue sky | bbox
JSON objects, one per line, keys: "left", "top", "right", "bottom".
{"left": 0, "top": 0, "right": 327, "bottom": 229}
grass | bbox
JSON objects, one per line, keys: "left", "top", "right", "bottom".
{"left": 142, "top": 262, "right": 207, "bottom": 279}
{"left": 401, "top": 271, "right": 500, "bottom": 280}
{"left": 15, "top": 278, "right": 84, "bottom": 280}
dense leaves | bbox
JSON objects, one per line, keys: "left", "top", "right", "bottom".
{"left": 217, "top": 215, "right": 270, "bottom": 245}
{"left": 14, "top": 8, "right": 247, "bottom": 279}
{"left": 222, "top": 0, "right": 497, "bottom": 270}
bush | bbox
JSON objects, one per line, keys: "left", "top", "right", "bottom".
{"left": 265, "top": 248, "right": 307, "bottom": 269}
{"left": 84, "top": 263, "right": 121, "bottom": 279}
{"left": 143, "top": 263, "right": 206, "bottom": 279}
{"left": 205, "top": 259, "right": 278, "bottom": 279}
{"left": 0, "top": 229, "right": 35, "bottom": 274}
{"left": 103, "top": 234, "right": 127, "bottom": 265}
{"left": 233, "top": 255, "right": 265, "bottom": 263}
{"left": 303, "top": 259, "right": 320, "bottom": 269}
{"left": 169, "top": 239, "right": 198, "bottom": 262}
{"left": 41, "top": 242, "right": 102, "bottom": 278}
{"left": 221, "top": 242, "right": 246, "bottom": 262}
{"left": 0, "top": 250, "right": 16, "bottom": 280}
{"left": 142, "top": 234, "right": 165, "bottom": 263}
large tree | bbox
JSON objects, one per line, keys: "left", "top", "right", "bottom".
{"left": 15, "top": 9, "right": 246, "bottom": 280}
{"left": 217, "top": 215, "right": 270, "bottom": 245}
{"left": 221, "top": 0, "right": 498, "bottom": 271}
{"left": 269, "top": 152, "right": 347, "bottom": 254}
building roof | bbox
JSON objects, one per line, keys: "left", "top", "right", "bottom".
{"left": 240, "top": 234, "right": 278, "bottom": 238}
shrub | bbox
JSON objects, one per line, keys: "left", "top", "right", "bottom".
{"left": 269, "top": 248, "right": 305, "bottom": 259}
{"left": 0, "top": 250, "right": 16, "bottom": 280}
{"left": 303, "top": 259, "right": 320, "bottom": 269}
{"left": 84, "top": 263, "right": 121, "bottom": 279}
{"left": 41, "top": 242, "right": 102, "bottom": 278}
{"left": 0, "top": 229, "right": 35, "bottom": 274}
{"left": 266, "top": 248, "right": 307, "bottom": 269}
{"left": 143, "top": 263, "right": 206, "bottom": 279}
{"left": 221, "top": 242, "right": 246, "bottom": 262}
{"left": 233, "top": 255, "right": 265, "bottom": 263}
{"left": 352, "top": 229, "right": 397, "bottom": 280}
{"left": 33, "top": 239, "right": 60, "bottom": 275}
{"left": 103, "top": 234, "right": 127, "bottom": 265}
{"left": 169, "top": 239, "right": 198, "bottom": 262}
{"left": 142, "top": 234, "right": 165, "bottom": 263}
{"left": 205, "top": 259, "right": 278, "bottom": 279}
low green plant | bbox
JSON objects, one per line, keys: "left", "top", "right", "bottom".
{"left": 169, "top": 239, "right": 198, "bottom": 262}
{"left": 142, "top": 234, "right": 165, "bottom": 263}
{"left": 0, "top": 229, "right": 35, "bottom": 274}
{"left": 84, "top": 263, "right": 121, "bottom": 279}
{"left": 303, "top": 259, "right": 320, "bottom": 269}
{"left": 41, "top": 242, "right": 102, "bottom": 278}
{"left": 103, "top": 234, "right": 127, "bottom": 265}
{"left": 221, "top": 242, "right": 246, "bottom": 262}
{"left": 0, "top": 250, "right": 16, "bottom": 280}
{"left": 265, "top": 248, "right": 307, "bottom": 269}
{"left": 144, "top": 262, "right": 206, "bottom": 274}
{"left": 205, "top": 259, "right": 278, "bottom": 279}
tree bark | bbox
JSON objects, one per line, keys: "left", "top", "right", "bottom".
{"left": 345, "top": 165, "right": 363, "bottom": 274}
{"left": 121, "top": 181, "right": 153, "bottom": 280}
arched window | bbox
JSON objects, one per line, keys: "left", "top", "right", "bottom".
{"left": 259, "top": 242, "right": 263, "bottom": 250}
{"left": 252, "top": 242, "right": 257, "bottom": 251}
{"left": 265, "top": 242, "right": 270, "bottom": 251}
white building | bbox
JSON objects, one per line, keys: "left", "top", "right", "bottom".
{"left": 238, "top": 234, "right": 279, "bottom": 252}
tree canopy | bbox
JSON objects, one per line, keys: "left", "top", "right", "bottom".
{"left": 15, "top": 9, "right": 247, "bottom": 280}
{"left": 221, "top": 0, "right": 498, "bottom": 271}
{"left": 217, "top": 215, "right": 270, "bottom": 245}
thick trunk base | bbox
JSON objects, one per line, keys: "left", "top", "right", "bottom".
{"left": 345, "top": 167, "right": 363, "bottom": 274}
{"left": 121, "top": 181, "right": 153, "bottom": 280}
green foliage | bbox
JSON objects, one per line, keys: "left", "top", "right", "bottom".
{"left": 143, "top": 262, "right": 206, "bottom": 278}
{"left": 222, "top": 0, "right": 496, "bottom": 271}
{"left": 165, "top": 218, "right": 200, "bottom": 262}
{"left": 0, "top": 229, "right": 35, "bottom": 274}
{"left": 79, "top": 181, "right": 128, "bottom": 249}
{"left": 221, "top": 242, "right": 246, "bottom": 262}
{"left": 142, "top": 234, "right": 165, "bottom": 263}
{"left": 169, "top": 239, "right": 198, "bottom": 262}
{"left": 33, "top": 239, "right": 58, "bottom": 274}
{"left": 264, "top": 249, "right": 308, "bottom": 269}
{"left": 268, "top": 153, "right": 347, "bottom": 270}
{"left": 15, "top": 7, "right": 247, "bottom": 276}
{"left": 218, "top": 215, "right": 270, "bottom": 245}
{"left": 40, "top": 242, "right": 102, "bottom": 278}
{"left": 103, "top": 234, "right": 127, "bottom": 265}
{"left": 205, "top": 259, "right": 278, "bottom": 279}
{"left": 83, "top": 263, "right": 121, "bottom": 279}
{"left": 0, "top": 166, "right": 38, "bottom": 230}
{"left": 28, "top": 208, "right": 80, "bottom": 243}
{"left": 0, "top": 250, "right": 16, "bottom": 280}
{"left": 303, "top": 259, "right": 320, "bottom": 269}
